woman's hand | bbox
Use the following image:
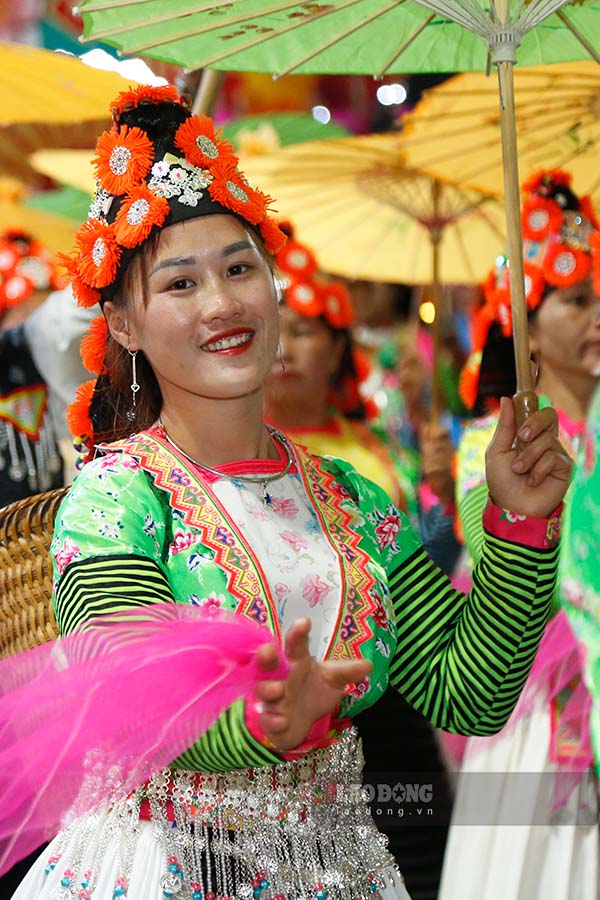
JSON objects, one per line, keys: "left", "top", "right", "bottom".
{"left": 253, "top": 618, "right": 371, "bottom": 751}
{"left": 398, "top": 351, "right": 427, "bottom": 427}
{"left": 485, "top": 396, "right": 572, "bottom": 518}
{"left": 420, "top": 423, "right": 455, "bottom": 507}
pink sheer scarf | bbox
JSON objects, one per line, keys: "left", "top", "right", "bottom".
{"left": 0, "top": 605, "right": 286, "bottom": 876}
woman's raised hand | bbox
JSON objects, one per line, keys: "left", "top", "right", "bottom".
{"left": 485, "top": 396, "right": 572, "bottom": 519}
{"left": 253, "top": 618, "right": 371, "bottom": 752}
{"left": 420, "top": 422, "right": 456, "bottom": 507}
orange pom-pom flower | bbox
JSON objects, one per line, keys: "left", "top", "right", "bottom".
{"left": 260, "top": 217, "right": 287, "bottom": 255}
{"left": 277, "top": 240, "right": 318, "bottom": 279}
{"left": 80, "top": 316, "right": 109, "bottom": 375}
{"left": 521, "top": 195, "right": 563, "bottom": 242}
{"left": 66, "top": 378, "right": 96, "bottom": 442}
{"left": 94, "top": 125, "right": 154, "bottom": 196}
{"left": 175, "top": 116, "right": 236, "bottom": 170}
{"left": 208, "top": 162, "right": 265, "bottom": 226}
{"left": 58, "top": 252, "right": 102, "bottom": 308}
{"left": 322, "top": 281, "right": 354, "bottom": 329}
{"left": 112, "top": 84, "right": 183, "bottom": 121}
{"left": 591, "top": 231, "right": 600, "bottom": 295}
{"left": 114, "top": 183, "right": 170, "bottom": 248}
{"left": 543, "top": 242, "right": 592, "bottom": 288}
{"left": 523, "top": 261, "right": 546, "bottom": 310}
{"left": 75, "top": 220, "right": 122, "bottom": 290}
{"left": 286, "top": 280, "right": 323, "bottom": 317}
{"left": 522, "top": 168, "right": 572, "bottom": 196}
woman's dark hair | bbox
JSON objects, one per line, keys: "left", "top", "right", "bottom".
{"left": 91, "top": 246, "right": 162, "bottom": 444}
{"left": 472, "top": 293, "right": 547, "bottom": 416}
{"left": 321, "top": 319, "right": 367, "bottom": 421}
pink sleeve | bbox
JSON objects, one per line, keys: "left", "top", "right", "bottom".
{"left": 245, "top": 697, "right": 349, "bottom": 760}
{"left": 482, "top": 497, "right": 562, "bottom": 549}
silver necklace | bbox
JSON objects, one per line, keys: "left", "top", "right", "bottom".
{"left": 157, "top": 420, "right": 293, "bottom": 507}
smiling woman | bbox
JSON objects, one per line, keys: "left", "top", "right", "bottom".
{"left": 5, "top": 85, "right": 576, "bottom": 900}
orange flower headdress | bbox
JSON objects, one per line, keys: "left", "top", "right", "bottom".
{"left": 0, "top": 230, "right": 65, "bottom": 318}
{"left": 459, "top": 169, "right": 600, "bottom": 411}
{"left": 63, "top": 85, "right": 287, "bottom": 461}
{"left": 275, "top": 234, "right": 354, "bottom": 331}
{"left": 275, "top": 230, "right": 369, "bottom": 415}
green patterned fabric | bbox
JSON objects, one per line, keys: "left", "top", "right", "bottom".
{"left": 456, "top": 396, "right": 556, "bottom": 569}
{"left": 51, "top": 433, "right": 557, "bottom": 772}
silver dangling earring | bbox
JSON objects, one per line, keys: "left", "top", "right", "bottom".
{"left": 530, "top": 353, "right": 540, "bottom": 388}
{"left": 277, "top": 343, "right": 286, "bottom": 373}
{"left": 127, "top": 349, "right": 140, "bottom": 422}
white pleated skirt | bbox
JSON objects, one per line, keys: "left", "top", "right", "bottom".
{"left": 438, "top": 699, "right": 599, "bottom": 900}
{"left": 11, "top": 819, "right": 412, "bottom": 900}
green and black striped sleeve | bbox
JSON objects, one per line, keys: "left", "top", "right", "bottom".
{"left": 55, "top": 554, "right": 174, "bottom": 636}
{"left": 387, "top": 533, "right": 555, "bottom": 735}
{"left": 457, "top": 482, "right": 488, "bottom": 567}
{"left": 52, "top": 458, "right": 280, "bottom": 772}
{"left": 333, "top": 460, "right": 557, "bottom": 737}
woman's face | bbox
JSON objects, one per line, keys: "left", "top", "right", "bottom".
{"left": 267, "top": 304, "right": 344, "bottom": 403}
{"left": 106, "top": 215, "right": 280, "bottom": 407}
{"left": 529, "top": 277, "right": 600, "bottom": 378}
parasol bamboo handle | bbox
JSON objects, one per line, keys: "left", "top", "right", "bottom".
{"left": 191, "top": 69, "right": 225, "bottom": 116}
{"left": 496, "top": 59, "right": 538, "bottom": 431}
{"left": 513, "top": 389, "right": 539, "bottom": 452}
{"left": 430, "top": 229, "right": 443, "bottom": 425}
{"left": 429, "top": 179, "right": 443, "bottom": 425}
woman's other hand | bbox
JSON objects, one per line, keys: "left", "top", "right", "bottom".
{"left": 253, "top": 618, "right": 371, "bottom": 751}
{"left": 398, "top": 351, "right": 427, "bottom": 428}
{"left": 420, "top": 423, "right": 455, "bottom": 507}
{"left": 485, "top": 396, "right": 572, "bottom": 518}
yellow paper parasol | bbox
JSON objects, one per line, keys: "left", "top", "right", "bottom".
{"left": 241, "top": 132, "right": 506, "bottom": 419}
{"left": 28, "top": 149, "right": 99, "bottom": 196}
{"left": 0, "top": 42, "right": 137, "bottom": 125}
{"left": 0, "top": 183, "right": 76, "bottom": 256}
{"left": 400, "top": 60, "right": 600, "bottom": 205}
{"left": 0, "top": 42, "right": 138, "bottom": 183}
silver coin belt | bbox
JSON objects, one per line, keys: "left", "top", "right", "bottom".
{"left": 46, "top": 728, "right": 403, "bottom": 900}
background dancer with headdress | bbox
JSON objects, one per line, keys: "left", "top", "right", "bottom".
{"left": 0, "top": 230, "right": 68, "bottom": 505}
{"left": 440, "top": 170, "right": 600, "bottom": 900}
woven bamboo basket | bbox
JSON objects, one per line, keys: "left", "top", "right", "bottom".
{"left": 0, "top": 487, "right": 68, "bottom": 658}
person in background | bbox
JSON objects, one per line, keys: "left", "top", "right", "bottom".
{"left": 439, "top": 169, "right": 600, "bottom": 900}
{"left": 559, "top": 233, "right": 600, "bottom": 798}
{"left": 0, "top": 230, "right": 66, "bottom": 505}
{"left": 265, "top": 230, "right": 460, "bottom": 577}
{"left": 23, "top": 284, "right": 96, "bottom": 479}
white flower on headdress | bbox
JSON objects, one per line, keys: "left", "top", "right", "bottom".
{"left": 189, "top": 169, "right": 212, "bottom": 191}
{"left": 151, "top": 160, "right": 169, "bottom": 178}
{"left": 169, "top": 167, "right": 188, "bottom": 185}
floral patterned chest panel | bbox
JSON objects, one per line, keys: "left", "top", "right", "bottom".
{"left": 209, "top": 474, "right": 342, "bottom": 661}
{"left": 104, "top": 430, "right": 398, "bottom": 713}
